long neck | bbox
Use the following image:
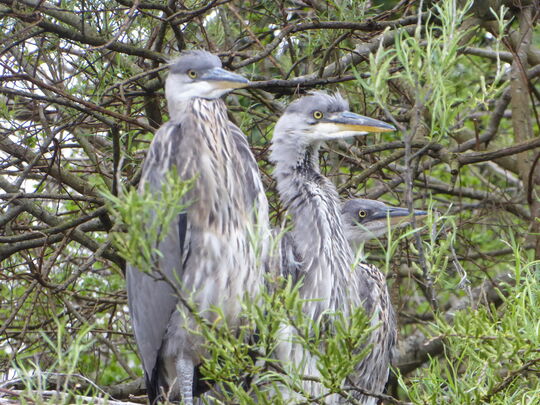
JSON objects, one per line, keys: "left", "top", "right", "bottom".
{"left": 167, "top": 95, "right": 198, "bottom": 120}
{"left": 272, "top": 140, "right": 356, "bottom": 318}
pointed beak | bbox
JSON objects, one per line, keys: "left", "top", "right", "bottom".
{"left": 371, "top": 207, "right": 428, "bottom": 225}
{"left": 200, "top": 67, "right": 249, "bottom": 90}
{"left": 324, "top": 111, "right": 396, "bottom": 133}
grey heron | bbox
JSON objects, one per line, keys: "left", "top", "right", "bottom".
{"left": 341, "top": 198, "right": 427, "bottom": 245}
{"left": 126, "top": 50, "right": 270, "bottom": 405}
{"left": 279, "top": 198, "right": 427, "bottom": 284}
{"left": 269, "top": 92, "right": 398, "bottom": 404}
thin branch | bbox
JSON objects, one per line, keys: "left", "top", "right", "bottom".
{"left": 0, "top": 0, "right": 166, "bottom": 61}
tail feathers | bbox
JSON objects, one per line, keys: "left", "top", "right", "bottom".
{"left": 146, "top": 359, "right": 172, "bottom": 405}
{"left": 193, "top": 365, "right": 212, "bottom": 396}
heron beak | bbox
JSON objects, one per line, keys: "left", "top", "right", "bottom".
{"left": 325, "top": 111, "right": 396, "bottom": 133}
{"left": 371, "top": 207, "right": 428, "bottom": 225}
{"left": 200, "top": 67, "right": 249, "bottom": 90}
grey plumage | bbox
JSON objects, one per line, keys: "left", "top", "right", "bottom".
{"left": 168, "top": 51, "right": 220, "bottom": 75}
{"left": 126, "top": 50, "right": 269, "bottom": 405}
{"left": 279, "top": 198, "right": 426, "bottom": 283}
{"left": 270, "top": 92, "right": 397, "bottom": 404}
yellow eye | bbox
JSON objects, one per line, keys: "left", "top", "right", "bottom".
{"left": 358, "top": 210, "right": 367, "bottom": 218}
{"left": 313, "top": 110, "right": 323, "bottom": 120}
{"left": 187, "top": 70, "right": 197, "bottom": 79}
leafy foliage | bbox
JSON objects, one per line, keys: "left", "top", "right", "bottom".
{"left": 403, "top": 258, "right": 540, "bottom": 404}
{"left": 1, "top": 0, "right": 539, "bottom": 403}
{"left": 103, "top": 169, "right": 195, "bottom": 271}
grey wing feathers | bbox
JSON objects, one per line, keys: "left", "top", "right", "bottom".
{"left": 278, "top": 231, "right": 304, "bottom": 283}
{"left": 229, "top": 122, "right": 264, "bottom": 207}
{"left": 351, "top": 262, "right": 396, "bottom": 397}
{"left": 126, "top": 254, "right": 179, "bottom": 377}
{"left": 126, "top": 122, "right": 190, "bottom": 381}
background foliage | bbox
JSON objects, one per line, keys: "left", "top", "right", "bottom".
{"left": 0, "top": 0, "right": 539, "bottom": 403}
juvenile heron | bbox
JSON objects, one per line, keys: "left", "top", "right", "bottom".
{"left": 126, "top": 50, "right": 270, "bottom": 405}
{"left": 341, "top": 198, "right": 427, "bottom": 245}
{"left": 279, "top": 198, "right": 427, "bottom": 283}
{"left": 269, "top": 92, "right": 397, "bottom": 404}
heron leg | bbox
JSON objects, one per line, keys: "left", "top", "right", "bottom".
{"left": 177, "top": 357, "right": 194, "bottom": 405}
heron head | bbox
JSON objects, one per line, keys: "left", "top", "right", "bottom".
{"left": 341, "top": 198, "right": 427, "bottom": 244}
{"left": 273, "top": 92, "right": 396, "bottom": 145}
{"left": 165, "top": 50, "right": 248, "bottom": 102}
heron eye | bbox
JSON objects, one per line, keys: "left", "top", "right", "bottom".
{"left": 187, "top": 70, "right": 198, "bottom": 79}
{"left": 358, "top": 210, "right": 367, "bottom": 218}
{"left": 313, "top": 110, "right": 323, "bottom": 120}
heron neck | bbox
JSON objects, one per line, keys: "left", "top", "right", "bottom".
{"left": 273, "top": 142, "right": 355, "bottom": 316}
{"left": 167, "top": 96, "right": 226, "bottom": 121}
{"left": 272, "top": 141, "right": 323, "bottom": 208}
